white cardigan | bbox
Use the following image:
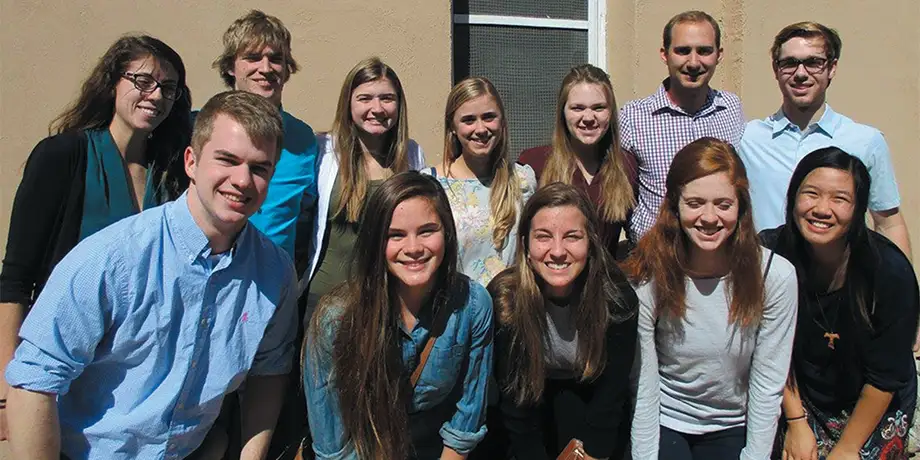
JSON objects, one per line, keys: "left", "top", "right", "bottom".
{"left": 301, "top": 134, "right": 426, "bottom": 294}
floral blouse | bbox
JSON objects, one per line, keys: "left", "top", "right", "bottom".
{"left": 426, "top": 164, "right": 537, "bottom": 287}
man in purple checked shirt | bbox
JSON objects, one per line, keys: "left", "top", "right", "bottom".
{"left": 619, "top": 10, "right": 745, "bottom": 243}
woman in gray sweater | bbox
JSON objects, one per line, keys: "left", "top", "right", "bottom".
{"left": 624, "top": 137, "right": 799, "bottom": 459}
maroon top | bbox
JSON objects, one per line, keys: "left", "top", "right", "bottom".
{"left": 518, "top": 145, "right": 638, "bottom": 257}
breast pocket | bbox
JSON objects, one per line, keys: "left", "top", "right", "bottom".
{"left": 413, "top": 343, "right": 465, "bottom": 409}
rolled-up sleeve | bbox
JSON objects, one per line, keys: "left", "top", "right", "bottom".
{"left": 6, "top": 241, "right": 121, "bottom": 394}
{"left": 439, "top": 282, "right": 493, "bottom": 454}
{"left": 250, "top": 261, "right": 298, "bottom": 377}
{"left": 865, "top": 131, "right": 901, "bottom": 212}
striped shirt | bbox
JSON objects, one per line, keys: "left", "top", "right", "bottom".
{"left": 619, "top": 81, "right": 745, "bottom": 242}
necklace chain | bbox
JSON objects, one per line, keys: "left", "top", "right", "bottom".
{"left": 812, "top": 290, "right": 841, "bottom": 349}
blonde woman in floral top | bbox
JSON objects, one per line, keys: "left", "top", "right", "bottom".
{"left": 426, "top": 77, "right": 536, "bottom": 287}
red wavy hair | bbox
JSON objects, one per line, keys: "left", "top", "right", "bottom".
{"left": 622, "top": 137, "right": 764, "bottom": 326}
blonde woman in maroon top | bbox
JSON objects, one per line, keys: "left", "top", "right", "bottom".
{"left": 518, "top": 64, "right": 637, "bottom": 256}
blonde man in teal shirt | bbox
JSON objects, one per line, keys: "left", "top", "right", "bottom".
{"left": 211, "top": 9, "right": 319, "bottom": 262}
{"left": 199, "top": 9, "right": 319, "bottom": 460}
{"left": 738, "top": 22, "right": 911, "bottom": 260}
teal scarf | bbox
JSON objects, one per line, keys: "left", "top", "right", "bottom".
{"left": 79, "top": 129, "right": 157, "bottom": 240}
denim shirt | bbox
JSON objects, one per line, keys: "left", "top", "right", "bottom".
{"left": 303, "top": 277, "right": 493, "bottom": 459}
{"left": 6, "top": 193, "right": 298, "bottom": 460}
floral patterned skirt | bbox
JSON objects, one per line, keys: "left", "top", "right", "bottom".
{"left": 774, "top": 395, "right": 912, "bottom": 459}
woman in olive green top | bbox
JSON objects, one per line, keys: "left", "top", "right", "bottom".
{"left": 306, "top": 57, "right": 426, "bottom": 308}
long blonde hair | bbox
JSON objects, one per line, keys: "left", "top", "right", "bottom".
{"left": 441, "top": 77, "right": 519, "bottom": 250}
{"left": 331, "top": 57, "right": 410, "bottom": 222}
{"left": 541, "top": 64, "right": 634, "bottom": 222}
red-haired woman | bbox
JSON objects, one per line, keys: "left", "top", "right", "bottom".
{"left": 625, "top": 137, "right": 799, "bottom": 459}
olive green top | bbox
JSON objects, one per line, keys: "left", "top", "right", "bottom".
{"left": 308, "top": 175, "right": 384, "bottom": 299}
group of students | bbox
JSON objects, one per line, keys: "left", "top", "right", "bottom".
{"left": 0, "top": 7, "right": 917, "bottom": 460}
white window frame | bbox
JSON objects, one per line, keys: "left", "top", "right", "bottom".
{"left": 452, "top": 0, "right": 607, "bottom": 69}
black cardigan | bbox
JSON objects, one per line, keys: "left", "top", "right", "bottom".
{"left": 494, "top": 276, "right": 639, "bottom": 459}
{"left": 760, "top": 227, "right": 919, "bottom": 412}
{"left": 1, "top": 131, "right": 87, "bottom": 306}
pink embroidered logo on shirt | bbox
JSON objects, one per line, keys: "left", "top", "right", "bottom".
{"left": 241, "top": 312, "right": 249, "bottom": 323}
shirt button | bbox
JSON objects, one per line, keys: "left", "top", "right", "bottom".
{"left": 191, "top": 360, "right": 197, "bottom": 368}
{"left": 200, "top": 319, "right": 208, "bottom": 327}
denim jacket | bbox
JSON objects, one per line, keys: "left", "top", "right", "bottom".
{"left": 303, "top": 276, "right": 493, "bottom": 459}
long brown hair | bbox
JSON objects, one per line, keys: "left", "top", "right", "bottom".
{"left": 441, "top": 77, "right": 520, "bottom": 250}
{"left": 489, "top": 183, "right": 636, "bottom": 405}
{"left": 541, "top": 64, "right": 634, "bottom": 222}
{"left": 50, "top": 35, "right": 192, "bottom": 201}
{"left": 308, "top": 172, "right": 460, "bottom": 459}
{"left": 623, "top": 137, "right": 764, "bottom": 327}
{"left": 332, "top": 57, "right": 411, "bottom": 222}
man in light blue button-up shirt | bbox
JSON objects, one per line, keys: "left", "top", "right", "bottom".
{"left": 6, "top": 91, "right": 297, "bottom": 460}
{"left": 739, "top": 21, "right": 912, "bottom": 258}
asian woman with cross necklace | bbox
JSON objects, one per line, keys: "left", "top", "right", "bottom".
{"left": 761, "top": 147, "right": 919, "bottom": 460}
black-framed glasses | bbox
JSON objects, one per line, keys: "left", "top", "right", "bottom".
{"left": 774, "top": 57, "right": 830, "bottom": 75}
{"left": 122, "top": 72, "right": 183, "bottom": 100}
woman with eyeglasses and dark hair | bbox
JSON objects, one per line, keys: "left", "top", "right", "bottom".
{"left": 762, "top": 147, "right": 918, "bottom": 460}
{"left": 0, "top": 34, "right": 191, "bottom": 439}
{"left": 626, "top": 138, "right": 798, "bottom": 460}
{"left": 304, "top": 171, "right": 492, "bottom": 460}
{"left": 482, "top": 183, "right": 638, "bottom": 460}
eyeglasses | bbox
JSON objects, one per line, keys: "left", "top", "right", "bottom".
{"left": 774, "top": 57, "right": 829, "bottom": 75}
{"left": 121, "top": 72, "right": 183, "bottom": 100}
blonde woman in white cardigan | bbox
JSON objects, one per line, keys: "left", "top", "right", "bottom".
{"left": 304, "top": 57, "right": 426, "bottom": 309}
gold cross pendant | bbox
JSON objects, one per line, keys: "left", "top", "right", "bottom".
{"left": 824, "top": 332, "right": 840, "bottom": 350}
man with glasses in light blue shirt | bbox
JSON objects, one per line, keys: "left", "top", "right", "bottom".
{"left": 739, "top": 21, "right": 911, "bottom": 259}
{"left": 5, "top": 91, "right": 297, "bottom": 460}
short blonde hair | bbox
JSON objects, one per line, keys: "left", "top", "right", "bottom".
{"left": 212, "top": 10, "right": 300, "bottom": 87}
{"left": 191, "top": 91, "right": 284, "bottom": 161}
{"left": 771, "top": 22, "right": 842, "bottom": 62}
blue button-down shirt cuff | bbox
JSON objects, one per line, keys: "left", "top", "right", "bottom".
{"left": 249, "top": 353, "right": 293, "bottom": 377}
{"left": 869, "top": 198, "right": 901, "bottom": 213}
{"left": 439, "top": 422, "right": 487, "bottom": 455}
{"left": 6, "top": 350, "right": 72, "bottom": 395}
{"left": 312, "top": 440, "right": 359, "bottom": 460}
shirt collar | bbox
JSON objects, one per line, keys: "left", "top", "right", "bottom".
{"left": 650, "top": 78, "right": 723, "bottom": 115}
{"left": 771, "top": 103, "right": 840, "bottom": 137}
{"left": 166, "top": 192, "right": 251, "bottom": 264}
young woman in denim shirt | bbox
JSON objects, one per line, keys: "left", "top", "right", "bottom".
{"left": 481, "top": 183, "right": 638, "bottom": 459}
{"left": 303, "top": 171, "right": 493, "bottom": 459}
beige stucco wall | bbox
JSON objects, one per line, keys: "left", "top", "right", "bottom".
{"left": 609, "top": 0, "right": 920, "bottom": 260}
{"left": 0, "top": 0, "right": 453, "bottom": 261}
{"left": 0, "top": 0, "right": 919, "bottom": 456}
{"left": 2, "top": 1, "right": 918, "bottom": 258}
